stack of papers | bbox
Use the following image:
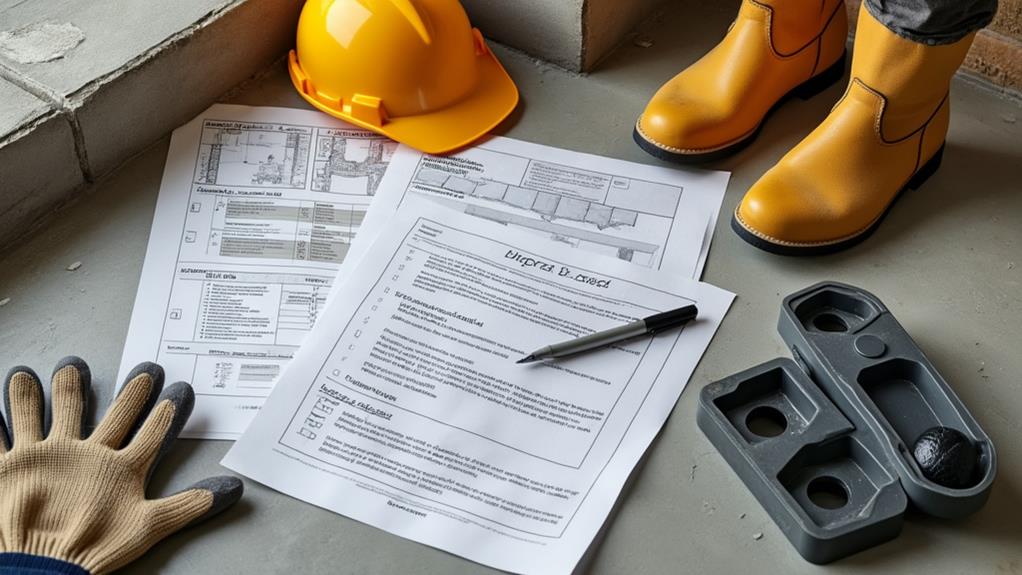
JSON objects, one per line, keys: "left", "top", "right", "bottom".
{"left": 118, "top": 104, "right": 735, "bottom": 574}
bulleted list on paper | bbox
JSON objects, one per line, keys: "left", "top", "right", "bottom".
{"left": 116, "top": 104, "right": 397, "bottom": 439}
{"left": 223, "top": 199, "right": 734, "bottom": 574}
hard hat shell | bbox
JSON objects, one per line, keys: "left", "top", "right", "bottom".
{"left": 289, "top": 0, "right": 519, "bottom": 154}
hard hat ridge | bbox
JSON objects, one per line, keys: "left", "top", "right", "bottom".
{"left": 290, "top": 0, "right": 519, "bottom": 153}
{"left": 387, "top": 0, "right": 433, "bottom": 45}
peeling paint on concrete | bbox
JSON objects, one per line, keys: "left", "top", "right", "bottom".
{"left": 0, "top": 22, "right": 85, "bottom": 64}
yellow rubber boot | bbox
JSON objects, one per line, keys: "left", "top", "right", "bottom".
{"left": 733, "top": 7, "right": 976, "bottom": 254}
{"left": 634, "top": 0, "right": 848, "bottom": 163}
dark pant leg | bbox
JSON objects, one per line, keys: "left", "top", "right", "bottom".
{"left": 863, "top": 0, "right": 999, "bottom": 44}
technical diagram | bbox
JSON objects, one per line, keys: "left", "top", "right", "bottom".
{"left": 311, "top": 129, "right": 397, "bottom": 195}
{"left": 195, "top": 121, "right": 311, "bottom": 188}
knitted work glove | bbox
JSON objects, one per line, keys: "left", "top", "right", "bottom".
{"left": 0, "top": 357, "right": 243, "bottom": 575}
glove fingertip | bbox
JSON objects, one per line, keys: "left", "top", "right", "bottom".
{"left": 152, "top": 381, "right": 194, "bottom": 445}
{"left": 5, "top": 365, "right": 41, "bottom": 399}
{"left": 121, "top": 362, "right": 165, "bottom": 396}
{"left": 51, "top": 356, "right": 91, "bottom": 385}
{"left": 158, "top": 381, "right": 195, "bottom": 419}
{"left": 5, "top": 365, "right": 40, "bottom": 382}
{"left": 49, "top": 356, "right": 92, "bottom": 437}
{"left": 4, "top": 365, "right": 42, "bottom": 446}
{"left": 3, "top": 366, "right": 30, "bottom": 414}
{"left": 0, "top": 367, "right": 31, "bottom": 450}
{"left": 116, "top": 362, "right": 167, "bottom": 444}
{"left": 190, "top": 476, "right": 245, "bottom": 523}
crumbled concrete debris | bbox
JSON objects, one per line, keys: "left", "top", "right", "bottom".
{"left": 633, "top": 36, "right": 654, "bottom": 48}
{"left": 702, "top": 501, "right": 717, "bottom": 515}
{"left": 1002, "top": 114, "right": 1017, "bottom": 124}
{"left": 0, "top": 22, "right": 85, "bottom": 64}
{"left": 752, "top": 533, "right": 763, "bottom": 541}
{"left": 66, "top": 261, "right": 82, "bottom": 271}
{"left": 0, "top": 297, "right": 10, "bottom": 307}
{"left": 1009, "top": 262, "right": 1016, "bottom": 270}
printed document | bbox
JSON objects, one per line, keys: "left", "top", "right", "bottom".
{"left": 223, "top": 198, "right": 734, "bottom": 574}
{"left": 116, "top": 104, "right": 397, "bottom": 439}
{"left": 348, "top": 137, "right": 730, "bottom": 280}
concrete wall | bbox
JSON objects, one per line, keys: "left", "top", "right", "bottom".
{"left": 462, "top": 0, "right": 585, "bottom": 70}
{"left": 462, "top": 0, "right": 670, "bottom": 71}
{"left": 582, "top": 0, "right": 667, "bottom": 70}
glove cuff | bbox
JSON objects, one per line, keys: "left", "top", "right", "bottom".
{"left": 0, "top": 553, "right": 90, "bottom": 575}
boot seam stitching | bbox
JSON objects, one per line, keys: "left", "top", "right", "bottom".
{"left": 809, "top": 38, "right": 822, "bottom": 77}
{"left": 914, "top": 124, "right": 927, "bottom": 174}
{"left": 853, "top": 78, "right": 950, "bottom": 145}
{"left": 635, "top": 120, "right": 760, "bottom": 154}
{"left": 882, "top": 91, "right": 949, "bottom": 144}
{"left": 751, "top": 0, "right": 845, "bottom": 59}
{"left": 734, "top": 206, "right": 886, "bottom": 247}
{"left": 735, "top": 208, "right": 878, "bottom": 246}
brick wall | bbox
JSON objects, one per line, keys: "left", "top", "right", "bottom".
{"left": 845, "top": 0, "right": 1022, "bottom": 97}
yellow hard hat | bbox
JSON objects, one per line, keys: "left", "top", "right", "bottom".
{"left": 289, "top": 0, "right": 519, "bottom": 154}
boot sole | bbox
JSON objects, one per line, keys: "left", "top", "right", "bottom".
{"left": 731, "top": 143, "right": 946, "bottom": 256}
{"left": 633, "top": 51, "right": 847, "bottom": 164}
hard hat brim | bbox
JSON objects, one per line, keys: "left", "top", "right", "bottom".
{"left": 291, "top": 46, "right": 519, "bottom": 155}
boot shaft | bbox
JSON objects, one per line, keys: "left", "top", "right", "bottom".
{"left": 745, "top": 0, "right": 847, "bottom": 55}
{"left": 849, "top": 7, "right": 976, "bottom": 140}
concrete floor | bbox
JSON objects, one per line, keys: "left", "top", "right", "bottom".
{"left": 1, "top": 1, "right": 1020, "bottom": 573}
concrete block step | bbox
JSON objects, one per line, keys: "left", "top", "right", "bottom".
{"left": 0, "top": 78, "right": 84, "bottom": 239}
{"left": 0, "top": 0, "right": 301, "bottom": 250}
{"left": 462, "top": 0, "right": 669, "bottom": 71}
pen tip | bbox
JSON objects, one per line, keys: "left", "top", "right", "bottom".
{"left": 516, "top": 355, "right": 534, "bottom": 364}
